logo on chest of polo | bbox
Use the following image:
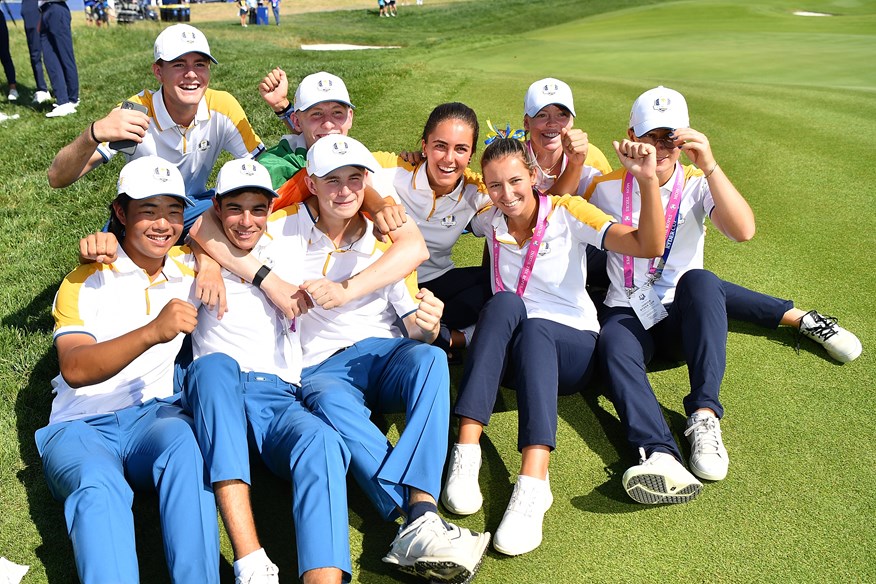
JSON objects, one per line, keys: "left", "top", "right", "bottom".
{"left": 537, "top": 241, "right": 550, "bottom": 256}
{"left": 198, "top": 139, "right": 211, "bottom": 152}
{"left": 440, "top": 215, "right": 457, "bottom": 228}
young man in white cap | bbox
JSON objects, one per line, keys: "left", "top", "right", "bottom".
{"left": 37, "top": 156, "right": 220, "bottom": 583}
{"left": 193, "top": 135, "right": 491, "bottom": 583}
{"left": 47, "top": 23, "right": 264, "bottom": 235}
{"left": 586, "top": 86, "right": 862, "bottom": 505}
{"left": 178, "top": 158, "right": 351, "bottom": 584}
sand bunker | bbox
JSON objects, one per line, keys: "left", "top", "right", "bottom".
{"left": 301, "top": 43, "right": 401, "bottom": 51}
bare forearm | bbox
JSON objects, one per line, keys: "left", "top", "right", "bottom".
{"left": 708, "top": 166, "right": 756, "bottom": 242}
{"left": 345, "top": 221, "right": 427, "bottom": 300}
{"left": 59, "top": 327, "right": 159, "bottom": 388}
{"left": 48, "top": 129, "right": 102, "bottom": 188}
{"left": 189, "top": 210, "right": 263, "bottom": 281}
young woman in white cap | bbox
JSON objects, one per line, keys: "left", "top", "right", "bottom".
{"left": 442, "top": 134, "right": 665, "bottom": 556}
{"left": 585, "top": 86, "right": 862, "bottom": 506}
{"left": 37, "top": 156, "right": 220, "bottom": 583}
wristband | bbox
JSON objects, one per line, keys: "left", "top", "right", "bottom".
{"left": 275, "top": 102, "right": 293, "bottom": 117}
{"left": 704, "top": 162, "right": 719, "bottom": 179}
{"left": 252, "top": 265, "right": 272, "bottom": 288}
{"left": 89, "top": 121, "right": 101, "bottom": 144}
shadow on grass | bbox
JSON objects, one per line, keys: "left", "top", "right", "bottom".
{"left": 728, "top": 320, "right": 836, "bottom": 365}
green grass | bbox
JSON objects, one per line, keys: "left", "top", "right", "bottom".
{"left": 2, "top": 0, "right": 875, "bottom": 582}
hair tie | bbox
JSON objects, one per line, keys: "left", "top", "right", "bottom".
{"left": 484, "top": 120, "right": 526, "bottom": 145}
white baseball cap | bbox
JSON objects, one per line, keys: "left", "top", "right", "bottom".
{"left": 294, "top": 72, "right": 354, "bottom": 112}
{"left": 524, "top": 77, "right": 576, "bottom": 118}
{"left": 306, "top": 135, "right": 378, "bottom": 178}
{"left": 629, "top": 86, "right": 689, "bottom": 137}
{"left": 117, "top": 156, "right": 194, "bottom": 206}
{"left": 154, "top": 24, "right": 218, "bottom": 64}
{"left": 215, "top": 158, "right": 278, "bottom": 199}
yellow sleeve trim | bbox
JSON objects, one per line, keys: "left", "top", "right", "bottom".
{"left": 585, "top": 144, "right": 613, "bottom": 175}
{"left": 167, "top": 246, "right": 197, "bottom": 278}
{"left": 205, "top": 89, "right": 262, "bottom": 152}
{"left": 52, "top": 263, "right": 104, "bottom": 331}
{"left": 582, "top": 168, "right": 625, "bottom": 200}
{"left": 373, "top": 151, "right": 415, "bottom": 172}
{"left": 552, "top": 193, "right": 614, "bottom": 230}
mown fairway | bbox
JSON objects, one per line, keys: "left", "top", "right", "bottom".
{"left": 1, "top": 0, "right": 874, "bottom": 582}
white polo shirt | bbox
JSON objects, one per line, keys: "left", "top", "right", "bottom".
{"left": 371, "top": 153, "right": 492, "bottom": 283}
{"left": 96, "top": 88, "right": 265, "bottom": 196}
{"left": 586, "top": 165, "right": 714, "bottom": 307}
{"left": 528, "top": 141, "right": 612, "bottom": 196}
{"left": 470, "top": 194, "right": 614, "bottom": 332}
{"left": 268, "top": 204, "right": 420, "bottom": 368}
{"left": 192, "top": 230, "right": 305, "bottom": 385}
{"left": 49, "top": 246, "right": 198, "bottom": 424}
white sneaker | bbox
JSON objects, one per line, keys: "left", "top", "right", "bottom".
{"left": 622, "top": 448, "right": 702, "bottom": 504}
{"left": 234, "top": 561, "right": 279, "bottom": 584}
{"left": 492, "top": 474, "right": 553, "bottom": 556}
{"left": 799, "top": 310, "right": 862, "bottom": 363}
{"left": 46, "top": 101, "right": 77, "bottom": 118}
{"left": 684, "top": 412, "right": 729, "bottom": 481}
{"left": 441, "top": 444, "right": 483, "bottom": 515}
{"left": 32, "top": 90, "right": 52, "bottom": 104}
{"left": 382, "top": 511, "right": 490, "bottom": 583}
{"left": 7, "top": 88, "right": 18, "bottom": 101}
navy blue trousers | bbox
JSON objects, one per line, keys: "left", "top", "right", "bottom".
{"left": 597, "top": 269, "right": 785, "bottom": 462}
{"left": 22, "top": 0, "right": 48, "bottom": 92}
{"left": 454, "top": 291, "right": 598, "bottom": 451}
{"left": 0, "top": 14, "right": 15, "bottom": 86}
{"left": 422, "top": 265, "right": 490, "bottom": 352}
{"left": 40, "top": 1, "right": 79, "bottom": 105}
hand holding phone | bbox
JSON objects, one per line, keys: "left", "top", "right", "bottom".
{"left": 108, "top": 101, "right": 149, "bottom": 156}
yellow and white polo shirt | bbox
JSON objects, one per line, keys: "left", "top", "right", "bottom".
{"left": 371, "top": 153, "right": 492, "bottom": 283}
{"left": 268, "top": 203, "right": 419, "bottom": 368}
{"left": 586, "top": 165, "right": 714, "bottom": 307}
{"left": 470, "top": 194, "right": 614, "bottom": 332}
{"left": 96, "top": 88, "right": 264, "bottom": 196}
{"left": 49, "top": 246, "right": 198, "bottom": 424}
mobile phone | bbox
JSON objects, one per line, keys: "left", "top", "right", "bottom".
{"left": 108, "top": 100, "right": 149, "bottom": 156}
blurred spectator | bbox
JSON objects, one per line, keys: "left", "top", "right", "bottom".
{"left": 40, "top": 0, "right": 80, "bottom": 117}
{"left": 1, "top": 12, "right": 17, "bottom": 101}
{"left": 22, "top": 0, "right": 52, "bottom": 104}
{"left": 269, "top": 0, "right": 279, "bottom": 25}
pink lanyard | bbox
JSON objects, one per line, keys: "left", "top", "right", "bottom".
{"left": 493, "top": 193, "right": 550, "bottom": 297}
{"left": 622, "top": 164, "right": 684, "bottom": 292}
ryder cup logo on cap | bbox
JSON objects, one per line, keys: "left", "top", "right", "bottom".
{"left": 294, "top": 72, "right": 354, "bottom": 112}
{"left": 215, "top": 158, "right": 278, "bottom": 199}
{"left": 306, "top": 135, "right": 379, "bottom": 178}
{"left": 117, "top": 155, "right": 193, "bottom": 206}
{"left": 524, "top": 77, "right": 576, "bottom": 118}
{"left": 630, "top": 86, "right": 689, "bottom": 137}
{"left": 154, "top": 24, "right": 218, "bottom": 64}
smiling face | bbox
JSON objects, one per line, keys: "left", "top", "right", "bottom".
{"left": 305, "top": 165, "right": 367, "bottom": 227}
{"left": 524, "top": 104, "right": 574, "bottom": 158}
{"left": 482, "top": 154, "right": 538, "bottom": 225}
{"left": 214, "top": 190, "right": 273, "bottom": 251}
{"left": 114, "top": 195, "right": 185, "bottom": 275}
{"left": 629, "top": 127, "right": 681, "bottom": 184}
{"left": 422, "top": 118, "right": 475, "bottom": 196}
{"left": 152, "top": 53, "right": 211, "bottom": 123}
{"left": 292, "top": 102, "right": 354, "bottom": 148}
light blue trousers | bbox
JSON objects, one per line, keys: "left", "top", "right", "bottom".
{"left": 180, "top": 353, "right": 353, "bottom": 581}
{"left": 35, "top": 398, "right": 220, "bottom": 584}
{"left": 299, "top": 337, "right": 450, "bottom": 520}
